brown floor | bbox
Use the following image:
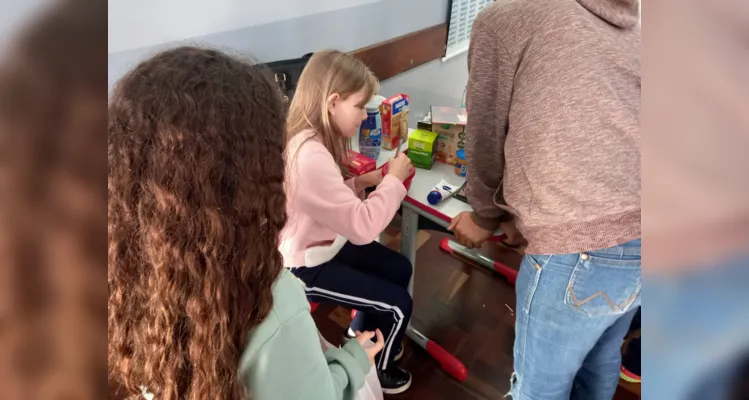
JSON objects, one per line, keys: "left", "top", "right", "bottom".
{"left": 108, "top": 228, "right": 641, "bottom": 400}
{"left": 312, "top": 228, "right": 641, "bottom": 400}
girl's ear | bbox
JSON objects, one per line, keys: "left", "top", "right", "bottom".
{"left": 327, "top": 93, "right": 340, "bottom": 116}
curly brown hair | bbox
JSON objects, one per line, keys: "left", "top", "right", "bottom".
{"left": 107, "top": 46, "right": 287, "bottom": 399}
{"left": 1, "top": 0, "right": 107, "bottom": 398}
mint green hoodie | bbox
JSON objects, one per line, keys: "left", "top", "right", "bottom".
{"left": 239, "top": 269, "right": 370, "bottom": 399}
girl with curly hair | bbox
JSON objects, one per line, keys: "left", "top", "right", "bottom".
{"left": 108, "top": 46, "right": 382, "bottom": 400}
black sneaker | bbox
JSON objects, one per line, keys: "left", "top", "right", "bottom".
{"left": 342, "top": 329, "right": 404, "bottom": 361}
{"left": 378, "top": 366, "right": 412, "bottom": 395}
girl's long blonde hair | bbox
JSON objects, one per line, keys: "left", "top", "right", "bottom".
{"left": 286, "top": 50, "right": 379, "bottom": 169}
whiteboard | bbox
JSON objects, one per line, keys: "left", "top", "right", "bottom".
{"left": 443, "top": 0, "right": 492, "bottom": 61}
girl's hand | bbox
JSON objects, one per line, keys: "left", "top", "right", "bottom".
{"left": 387, "top": 153, "right": 414, "bottom": 182}
{"left": 355, "top": 329, "right": 385, "bottom": 366}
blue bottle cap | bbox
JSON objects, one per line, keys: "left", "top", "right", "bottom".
{"left": 427, "top": 190, "right": 443, "bottom": 205}
{"left": 456, "top": 149, "right": 465, "bottom": 160}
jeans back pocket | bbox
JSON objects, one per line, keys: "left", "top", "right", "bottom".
{"left": 564, "top": 252, "right": 641, "bottom": 317}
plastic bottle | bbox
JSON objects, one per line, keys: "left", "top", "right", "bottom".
{"left": 359, "top": 95, "right": 385, "bottom": 160}
{"left": 455, "top": 149, "right": 467, "bottom": 177}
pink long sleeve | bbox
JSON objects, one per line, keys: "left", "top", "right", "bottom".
{"left": 291, "top": 140, "right": 406, "bottom": 245}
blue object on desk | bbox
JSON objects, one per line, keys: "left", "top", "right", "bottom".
{"left": 427, "top": 190, "right": 443, "bottom": 205}
{"left": 427, "top": 180, "right": 462, "bottom": 205}
{"left": 359, "top": 96, "right": 384, "bottom": 160}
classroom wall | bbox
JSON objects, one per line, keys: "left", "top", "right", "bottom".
{"left": 380, "top": 53, "right": 467, "bottom": 124}
{"left": 107, "top": 0, "right": 468, "bottom": 124}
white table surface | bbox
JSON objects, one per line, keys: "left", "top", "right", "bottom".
{"left": 351, "top": 129, "right": 472, "bottom": 223}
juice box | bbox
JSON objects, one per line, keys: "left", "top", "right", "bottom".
{"left": 407, "top": 129, "right": 438, "bottom": 169}
{"left": 430, "top": 105, "right": 467, "bottom": 165}
{"left": 346, "top": 150, "right": 376, "bottom": 176}
{"left": 380, "top": 93, "right": 409, "bottom": 150}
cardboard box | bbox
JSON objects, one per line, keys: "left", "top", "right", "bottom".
{"left": 431, "top": 106, "right": 467, "bottom": 165}
{"left": 346, "top": 150, "right": 376, "bottom": 176}
{"left": 407, "top": 129, "right": 438, "bottom": 169}
{"left": 380, "top": 93, "right": 409, "bottom": 150}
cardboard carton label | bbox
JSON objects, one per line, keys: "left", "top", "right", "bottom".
{"left": 380, "top": 93, "right": 410, "bottom": 150}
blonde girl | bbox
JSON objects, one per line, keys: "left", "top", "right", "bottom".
{"left": 281, "top": 50, "right": 414, "bottom": 394}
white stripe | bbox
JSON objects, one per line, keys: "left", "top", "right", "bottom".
{"left": 304, "top": 290, "right": 399, "bottom": 369}
{"left": 304, "top": 288, "right": 402, "bottom": 369}
{"left": 303, "top": 285, "right": 404, "bottom": 369}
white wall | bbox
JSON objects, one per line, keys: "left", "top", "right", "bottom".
{"left": 381, "top": 54, "right": 468, "bottom": 124}
{"left": 108, "top": 0, "right": 379, "bottom": 54}
{"left": 107, "top": 0, "right": 468, "bottom": 124}
{"left": 108, "top": 0, "right": 449, "bottom": 86}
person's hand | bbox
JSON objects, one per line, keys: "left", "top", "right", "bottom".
{"left": 386, "top": 153, "right": 414, "bottom": 182}
{"left": 355, "top": 329, "right": 385, "bottom": 365}
{"left": 448, "top": 211, "right": 494, "bottom": 249}
{"left": 356, "top": 169, "right": 384, "bottom": 188}
{"left": 499, "top": 219, "right": 526, "bottom": 247}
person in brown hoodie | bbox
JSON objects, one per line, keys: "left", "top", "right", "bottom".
{"left": 449, "top": 0, "right": 641, "bottom": 398}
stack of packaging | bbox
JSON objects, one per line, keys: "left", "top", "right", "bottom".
{"left": 430, "top": 106, "right": 466, "bottom": 166}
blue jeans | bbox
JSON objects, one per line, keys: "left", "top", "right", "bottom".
{"left": 643, "top": 253, "right": 749, "bottom": 400}
{"left": 512, "top": 239, "right": 641, "bottom": 400}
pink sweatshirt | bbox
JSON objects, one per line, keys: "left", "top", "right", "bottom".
{"left": 280, "top": 129, "right": 407, "bottom": 268}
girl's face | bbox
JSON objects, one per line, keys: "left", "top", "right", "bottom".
{"left": 328, "top": 87, "right": 368, "bottom": 138}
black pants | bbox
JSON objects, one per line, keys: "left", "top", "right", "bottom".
{"left": 622, "top": 307, "right": 641, "bottom": 376}
{"left": 292, "top": 241, "right": 413, "bottom": 370}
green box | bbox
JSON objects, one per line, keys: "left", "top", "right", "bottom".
{"left": 408, "top": 129, "right": 438, "bottom": 169}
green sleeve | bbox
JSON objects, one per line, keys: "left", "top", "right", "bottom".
{"left": 244, "top": 310, "right": 370, "bottom": 400}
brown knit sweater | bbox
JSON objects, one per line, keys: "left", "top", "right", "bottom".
{"left": 465, "top": 0, "right": 641, "bottom": 254}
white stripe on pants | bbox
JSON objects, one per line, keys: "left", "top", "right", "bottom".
{"left": 303, "top": 285, "right": 404, "bottom": 370}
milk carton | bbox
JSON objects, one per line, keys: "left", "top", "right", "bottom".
{"left": 380, "top": 93, "right": 409, "bottom": 150}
